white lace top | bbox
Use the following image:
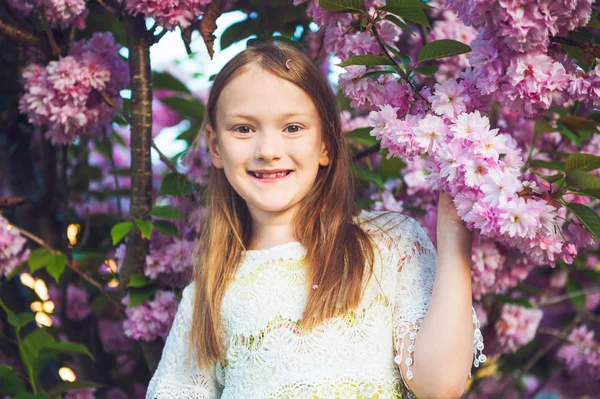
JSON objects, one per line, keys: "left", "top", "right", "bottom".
{"left": 146, "top": 210, "right": 485, "bottom": 399}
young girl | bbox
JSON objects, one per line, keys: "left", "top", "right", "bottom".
{"left": 146, "top": 41, "right": 485, "bottom": 399}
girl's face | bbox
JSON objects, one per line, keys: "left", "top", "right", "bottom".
{"left": 206, "top": 64, "right": 330, "bottom": 221}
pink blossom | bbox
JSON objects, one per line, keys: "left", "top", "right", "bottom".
{"left": 430, "top": 79, "right": 470, "bottom": 118}
{"left": 98, "top": 320, "right": 135, "bottom": 352}
{"left": 65, "top": 388, "right": 96, "bottom": 399}
{"left": 0, "top": 215, "right": 30, "bottom": 278}
{"left": 122, "top": 290, "right": 179, "bottom": 342}
{"left": 66, "top": 284, "right": 92, "bottom": 320}
{"left": 306, "top": 0, "right": 352, "bottom": 27}
{"left": 495, "top": 304, "right": 543, "bottom": 353}
{"left": 145, "top": 238, "right": 195, "bottom": 280}
{"left": 557, "top": 325, "right": 598, "bottom": 373}
{"left": 123, "top": 0, "right": 213, "bottom": 30}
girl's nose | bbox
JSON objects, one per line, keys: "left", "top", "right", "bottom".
{"left": 254, "top": 131, "right": 282, "bottom": 162}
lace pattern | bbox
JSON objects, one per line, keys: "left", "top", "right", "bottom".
{"left": 146, "top": 210, "right": 485, "bottom": 399}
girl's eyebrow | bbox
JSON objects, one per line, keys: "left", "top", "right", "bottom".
{"left": 226, "top": 112, "right": 311, "bottom": 120}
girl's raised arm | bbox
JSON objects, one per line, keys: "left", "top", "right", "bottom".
{"left": 146, "top": 282, "right": 222, "bottom": 399}
{"left": 391, "top": 214, "right": 485, "bottom": 399}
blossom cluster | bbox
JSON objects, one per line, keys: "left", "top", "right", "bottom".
{"left": 0, "top": 215, "right": 30, "bottom": 278}
{"left": 444, "top": 0, "right": 596, "bottom": 116}
{"left": 19, "top": 32, "right": 128, "bottom": 145}
{"left": 122, "top": 0, "right": 213, "bottom": 31}
{"left": 494, "top": 304, "right": 543, "bottom": 354}
{"left": 8, "top": 0, "right": 88, "bottom": 29}
{"left": 556, "top": 324, "right": 600, "bottom": 377}
{"left": 121, "top": 290, "right": 179, "bottom": 342}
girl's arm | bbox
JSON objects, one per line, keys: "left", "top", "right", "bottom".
{"left": 391, "top": 191, "right": 484, "bottom": 399}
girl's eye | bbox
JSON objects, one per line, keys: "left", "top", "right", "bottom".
{"left": 234, "top": 126, "right": 252, "bottom": 134}
{"left": 285, "top": 125, "right": 303, "bottom": 133}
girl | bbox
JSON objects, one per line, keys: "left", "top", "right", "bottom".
{"left": 146, "top": 41, "right": 485, "bottom": 399}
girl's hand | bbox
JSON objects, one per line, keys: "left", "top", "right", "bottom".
{"left": 437, "top": 190, "right": 467, "bottom": 229}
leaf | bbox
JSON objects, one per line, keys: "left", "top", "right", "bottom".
{"left": 150, "top": 205, "right": 184, "bottom": 220}
{"left": 0, "top": 365, "right": 27, "bottom": 394}
{"left": 7, "top": 313, "right": 34, "bottom": 331}
{"left": 153, "top": 220, "right": 180, "bottom": 237}
{"left": 135, "top": 218, "right": 153, "bottom": 240}
{"left": 413, "top": 65, "right": 438, "bottom": 76}
{"left": 565, "top": 202, "right": 600, "bottom": 241}
{"left": 111, "top": 222, "right": 133, "bottom": 245}
{"left": 128, "top": 286, "right": 157, "bottom": 308}
{"left": 529, "top": 160, "right": 565, "bottom": 171}
{"left": 318, "top": 0, "right": 365, "bottom": 13}
{"left": 152, "top": 71, "right": 191, "bottom": 94}
{"left": 21, "top": 329, "right": 55, "bottom": 375}
{"left": 127, "top": 274, "right": 154, "bottom": 288}
{"left": 160, "top": 96, "right": 205, "bottom": 120}
{"left": 337, "top": 55, "right": 395, "bottom": 68}
{"left": 353, "top": 165, "right": 385, "bottom": 189}
{"left": 560, "top": 115, "right": 599, "bottom": 134}
{"left": 495, "top": 295, "right": 533, "bottom": 309}
{"left": 565, "top": 170, "right": 600, "bottom": 190}
{"left": 384, "top": 14, "right": 415, "bottom": 36}
{"left": 27, "top": 248, "right": 52, "bottom": 272}
{"left": 6, "top": 261, "right": 27, "bottom": 281}
{"left": 48, "top": 381, "right": 106, "bottom": 396}
{"left": 220, "top": 17, "right": 261, "bottom": 51}
{"left": 534, "top": 120, "right": 557, "bottom": 134}
{"left": 346, "top": 127, "right": 378, "bottom": 146}
{"left": 386, "top": 0, "right": 433, "bottom": 8}
{"left": 382, "top": 6, "right": 430, "bottom": 28}
{"left": 566, "top": 279, "right": 585, "bottom": 311}
{"left": 384, "top": 43, "right": 411, "bottom": 65}
{"left": 566, "top": 153, "right": 600, "bottom": 172}
{"left": 14, "top": 393, "right": 51, "bottom": 399}
{"left": 199, "top": 0, "right": 225, "bottom": 59}
{"left": 360, "top": 69, "right": 396, "bottom": 80}
{"left": 41, "top": 342, "right": 94, "bottom": 361}
{"left": 47, "top": 254, "right": 66, "bottom": 284}
{"left": 159, "top": 173, "right": 195, "bottom": 196}
{"left": 417, "top": 39, "right": 471, "bottom": 63}
{"left": 531, "top": 170, "right": 564, "bottom": 184}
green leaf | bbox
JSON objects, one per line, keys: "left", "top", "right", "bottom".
{"left": 111, "top": 222, "right": 133, "bottom": 245}
{"left": 41, "top": 341, "right": 94, "bottom": 360}
{"left": 534, "top": 120, "right": 557, "bottom": 134}
{"left": 384, "top": 43, "right": 411, "bottom": 65}
{"left": 153, "top": 220, "right": 180, "bottom": 237}
{"left": 21, "top": 329, "right": 55, "bottom": 375}
{"left": 417, "top": 39, "right": 471, "bottom": 63}
{"left": 48, "top": 381, "right": 106, "bottom": 396}
{"left": 560, "top": 115, "right": 599, "bottom": 134}
{"left": 6, "top": 261, "right": 27, "bottom": 281}
{"left": 353, "top": 165, "right": 385, "bottom": 189}
{"left": 565, "top": 170, "right": 600, "bottom": 190}
{"left": 337, "top": 55, "right": 395, "bottom": 68}
{"left": 159, "top": 173, "right": 195, "bottom": 196}
{"left": 127, "top": 274, "right": 154, "bottom": 288}
{"left": 135, "top": 218, "right": 154, "bottom": 240}
{"left": 6, "top": 312, "right": 34, "bottom": 331}
{"left": 360, "top": 69, "right": 396, "bottom": 80}
{"left": 318, "top": 0, "right": 365, "bottom": 13}
{"left": 47, "top": 254, "right": 66, "bottom": 284}
{"left": 496, "top": 295, "right": 533, "bottom": 309}
{"left": 220, "top": 18, "right": 261, "bottom": 51}
{"left": 384, "top": 14, "right": 415, "bottom": 36}
{"left": 531, "top": 170, "right": 564, "bottom": 184}
{"left": 413, "top": 65, "right": 438, "bottom": 76}
{"left": 128, "top": 286, "right": 157, "bottom": 308}
{"left": 27, "top": 248, "right": 52, "bottom": 272}
{"left": 385, "top": 0, "right": 433, "bottom": 8}
{"left": 565, "top": 202, "right": 600, "bottom": 241}
{"left": 14, "top": 393, "right": 51, "bottom": 399}
{"left": 150, "top": 205, "right": 184, "bottom": 220}
{"left": 160, "top": 96, "right": 205, "bottom": 120}
{"left": 0, "top": 365, "right": 27, "bottom": 394}
{"left": 152, "top": 71, "right": 191, "bottom": 94}
{"left": 529, "top": 160, "right": 566, "bottom": 171}
{"left": 382, "top": 6, "right": 430, "bottom": 28}
{"left": 566, "top": 279, "right": 585, "bottom": 311}
{"left": 346, "top": 127, "right": 378, "bottom": 146}
{"left": 566, "top": 153, "right": 600, "bottom": 172}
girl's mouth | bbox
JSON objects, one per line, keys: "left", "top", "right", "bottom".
{"left": 248, "top": 170, "right": 293, "bottom": 182}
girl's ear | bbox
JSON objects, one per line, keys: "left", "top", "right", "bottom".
{"left": 319, "top": 141, "right": 329, "bottom": 167}
{"left": 206, "top": 124, "right": 224, "bottom": 169}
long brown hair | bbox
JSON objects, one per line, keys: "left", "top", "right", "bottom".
{"left": 190, "top": 40, "right": 378, "bottom": 369}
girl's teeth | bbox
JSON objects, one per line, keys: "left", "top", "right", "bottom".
{"left": 255, "top": 171, "right": 288, "bottom": 178}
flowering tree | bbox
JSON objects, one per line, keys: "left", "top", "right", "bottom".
{"left": 1, "top": 0, "right": 600, "bottom": 397}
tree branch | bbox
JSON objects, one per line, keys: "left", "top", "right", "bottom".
{"left": 0, "top": 17, "right": 45, "bottom": 49}
{"left": 353, "top": 143, "right": 381, "bottom": 162}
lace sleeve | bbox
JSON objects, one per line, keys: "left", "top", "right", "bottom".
{"left": 389, "top": 215, "right": 485, "bottom": 394}
{"left": 146, "top": 282, "right": 222, "bottom": 399}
